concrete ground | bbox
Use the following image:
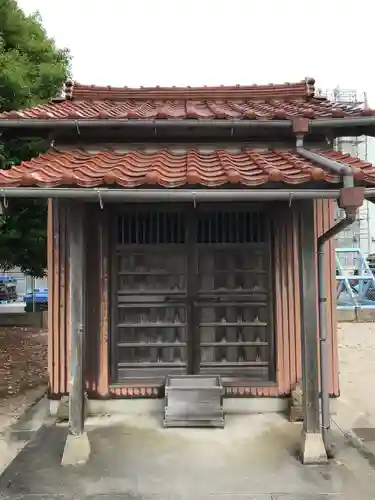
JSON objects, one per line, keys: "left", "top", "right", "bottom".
{"left": 1, "top": 323, "right": 375, "bottom": 499}
{"left": 2, "top": 412, "right": 375, "bottom": 500}
{"left": 0, "top": 393, "right": 49, "bottom": 476}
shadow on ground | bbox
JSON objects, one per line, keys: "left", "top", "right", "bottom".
{"left": 0, "top": 413, "right": 373, "bottom": 500}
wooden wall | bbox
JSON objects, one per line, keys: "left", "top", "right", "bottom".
{"left": 271, "top": 200, "right": 338, "bottom": 398}
{"left": 48, "top": 199, "right": 69, "bottom": 396}
{"left": 48, "top": 202, "right": 109, "bottom": 397}
{"left": 47, "top": 200, "right": 339, "bottom": 398}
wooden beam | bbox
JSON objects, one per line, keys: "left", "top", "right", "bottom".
{"left": 67, "top": 201, "right": 86, "bottom": 435}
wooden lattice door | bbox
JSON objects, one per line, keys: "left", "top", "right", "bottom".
{"left": 111, "top": 204, "right": 273, "bottom": 386}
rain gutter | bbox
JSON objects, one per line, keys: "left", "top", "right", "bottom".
{"left": 0, "top": 119, "right": 291, "bottom": 129}
{"left": 309, "top": 116, "right": 375, "bottom": 129}
{"left": 296, "top": 137, "right": 360, "bottom": 455}
{"left": 1, "top": 116, "right": 375, "bottom": 131}
{"left": 0, "top": 187, "right": 347, "bottom": 201}
{"left": 1, "top": 187, "right": 374, "bottom": 202}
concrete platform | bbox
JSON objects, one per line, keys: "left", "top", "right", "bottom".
{"left": 1, "top": 412, "right": 375, "bottom": 499}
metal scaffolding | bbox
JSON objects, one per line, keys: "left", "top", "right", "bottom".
{"left": 336, "top": 248, "right": 375, "bottom": 309}
{"left": 318, "top": 86, "right": 371, "bottom": 257}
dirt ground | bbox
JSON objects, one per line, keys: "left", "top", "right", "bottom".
{"left": 0, "top": 327, "right": 47, "bottom": 429}
{"left": 337, "top": 322, "right": 375, "bottom": 418}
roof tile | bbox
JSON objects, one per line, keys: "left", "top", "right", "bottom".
{"left": 0, "top": 148, "right": 373, "bottom": 188}
{"left": 1, "top": 78, "right": 373, "bottom": 121}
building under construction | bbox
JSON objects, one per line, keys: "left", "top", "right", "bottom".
{"left": 318, "top": 87, "right": 374, "bottom": 256}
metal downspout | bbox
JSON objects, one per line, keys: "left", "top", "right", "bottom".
{"left": 296, "top": 144, "right": 354, "bottom": 179}
{"left": 297, "top": 137, "right": 357, "bottom": 453}
{"left": 317, "top": 205, "right": 356, "bottom": 453}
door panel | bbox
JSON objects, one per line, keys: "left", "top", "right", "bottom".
{"left": 196, "top": 208, "right": 272, "bottom": 381}
{"left": 112, "top": 205, "right": 273, "bottom": 385}
{"left": 113, "top": 209, "right": 188, "bottom": 380}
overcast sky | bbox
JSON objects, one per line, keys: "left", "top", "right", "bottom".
{"left": 16, "top": 0, "right": 375, "bottom": 105}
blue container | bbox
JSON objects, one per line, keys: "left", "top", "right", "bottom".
{"left": 23, "top": 288, "right": 48, "bottom": 304}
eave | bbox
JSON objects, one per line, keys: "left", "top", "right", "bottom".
{"left": 1, "top": 117, "right": 375, "bottom": 142}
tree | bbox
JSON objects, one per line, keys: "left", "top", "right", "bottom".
{"left": 0, "top": 0, "right": 70, "bottom": 276}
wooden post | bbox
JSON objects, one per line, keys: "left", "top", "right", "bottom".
{"left": 61, "top": 201, "right": 90, "bottom": 466}
{"left": 98, "top": 209, "right": 109, "bottom": 396}
{"left": 298, "top": 201, "right": 327, "bottom": 464}
{"left": 68, "top": 201, "right": 85, "bottom": 435}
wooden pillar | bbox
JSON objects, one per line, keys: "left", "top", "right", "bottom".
{"left": 98, "top": 209, "right": 109, "bottom": 396}
{"left": 67, "top": 200, "right": 86, "bottom": 435}
{"left": 61, "top": 200, "right": 90, "bottom": 466}
{"left": 298, "top": 200, "right": 327, "bottom": 464}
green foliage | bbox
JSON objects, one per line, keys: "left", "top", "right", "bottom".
{"left": 0, "top": 0, "right": 71, "bottom": 277}
{"left": 0, "top": 197, "right": 48, "bottom": 277}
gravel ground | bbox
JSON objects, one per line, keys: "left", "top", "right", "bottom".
{"left": 0, "top": 327, "right": 47, "bottom": 430}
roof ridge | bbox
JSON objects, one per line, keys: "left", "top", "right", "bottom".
{"left": 60, "top": 77, "right": 317, "bottom": 102}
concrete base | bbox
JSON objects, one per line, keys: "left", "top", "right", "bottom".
{"left": 300, "top": 430, "right": 328, "bottom": 465}
{"left": 56, "top": 395, "right": 69, "bottom": 421}
{"left": 0, "top": 311, "right": 48, "bottom": 328}
{"left": 61, "top": 432, "right": 91, "bottom": 467}
{"left": 50, "top": 396, "right": 289, "bottom": 418}
{"left": 55, "top": 393, "right": 88, "bottom": 422}
{"left": 337, "top": 308, "right": 375, "bottom": 323}
{"left": 50, "top": 396, "right": 339, "bottom": 419}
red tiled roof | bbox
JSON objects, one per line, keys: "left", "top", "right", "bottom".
{"left": 1, "top": 78, "right": 373, "bottom": 121}
{"left": 0, "top": 149, "right": 372, "bottom": 188}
